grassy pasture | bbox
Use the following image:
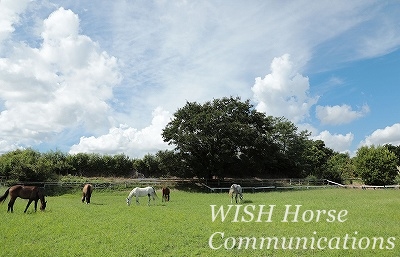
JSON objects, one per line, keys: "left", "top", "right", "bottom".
{"left": 0, "top": 187, "right": 399, "bottom": 257}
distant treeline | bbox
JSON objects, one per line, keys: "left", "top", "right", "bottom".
{"left": 0, "top": 149, "right": 200, "bottom": 182}
{"left": 0, "top": 143, "right": 399, "bottom": 186}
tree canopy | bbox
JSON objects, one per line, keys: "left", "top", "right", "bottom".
{"left": 162, "top": 97, "right": 331, "bottom": 179}
{"left": 353, "top": 145, "right": 398, "bottom": 185}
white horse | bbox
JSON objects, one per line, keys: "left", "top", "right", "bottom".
{"left": 126, "top": 186, "right": 157, "bottom": 206}
{"left": 229, "top": 184, "right": 243, "bottom": 204}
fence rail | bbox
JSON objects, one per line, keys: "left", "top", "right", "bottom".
{"left": 1, "top": 178, "right": 399, "bottom": 192}
{"left": 202, "top": 182, "right": 332, "bottom": 193}
{"left": 0, "top": 178, "right": 193, "bottom": 190}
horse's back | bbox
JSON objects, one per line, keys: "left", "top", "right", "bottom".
{"left": 229, "top": 184, "right": 243, "bottom": 195}
{"left": 83, "top": 184, "right": 93, "bottom": 192}
{"left": 129, "top": 186, "right": 156, "bottom": 200}
{"left": 143, "top": 186, "right": 155, "bottom": 194}
{"left": 10, "top": 185, "right": 39, "bottom": 199}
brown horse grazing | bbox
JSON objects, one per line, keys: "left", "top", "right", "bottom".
{"left": 0, "top": 185, "right": 47, "bottom": 213}
{"left": 82, "top": 184, "right": 93, "bottom": 204}
{"left": 162, "top": 187, "right": 170, "bottom": 202}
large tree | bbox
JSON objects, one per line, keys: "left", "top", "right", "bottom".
{"left": 162, "top": 97, "right": 279, "bottom": 179}
{"left": 302, "top": 140, "right": 335, "bottom": 179}
{"left": 325, "top": 152, "right": 354, "bottom": 183}
{"left": 384, "top": 144, "right": 400, "bottom": 166}
{"left": 269, "top": 117, "right": 311, "bottom": 177}
{"left": 353, "top": 145, "right": 397, "bottom": 185}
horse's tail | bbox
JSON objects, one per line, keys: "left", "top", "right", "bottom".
{"left": 0, "top": 188, "right": 10, "bottom": 203}
{"left": 87, "top": 184, "right": 93, "bottom": 197}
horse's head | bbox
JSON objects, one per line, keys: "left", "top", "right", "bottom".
{"left": 40, "top": 200, "right": 47, "bottom": 211}
{"left": 39, "top": 190, "right": 47, "bottom": 211}
{"left": 126, "top": 198, "right": 131, "bottom": 206}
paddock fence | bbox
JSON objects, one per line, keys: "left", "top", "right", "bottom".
{"left": 0, "top": 177, "right": 399, "bottom": 195}
{"left": 0, "top": 178, "right": 181, "bottom": 190}
{"left": 200, "top": 178, "right": 400, "bottom": 192}
{"left": 201, "top": 178, "right": 331, "bottom": 193}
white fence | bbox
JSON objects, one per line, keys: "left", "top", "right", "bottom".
{"left": 203, "top": 179, "right": 400, "bottom": 193}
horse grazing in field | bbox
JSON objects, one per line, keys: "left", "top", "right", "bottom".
{"left": 126, "top": 186, "right": 157, "bottom": 206}
{"left": 82, "top": 184, "right": 93, "bottom": 204}
{"left": 229, "top": 184, "right": 243, "bottom": 204}
{"left": 0, "top": 185, "right": 47, "bottom": 213}
{"left": 162, "top": 187, "right": 170, "bottom": 202}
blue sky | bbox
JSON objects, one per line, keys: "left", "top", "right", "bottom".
{"left": 0, "top": 0, "right": 399, "bottom": 158}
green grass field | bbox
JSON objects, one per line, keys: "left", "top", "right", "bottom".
{"left": 0, "top": 187, "right": 399, "bottom": 257}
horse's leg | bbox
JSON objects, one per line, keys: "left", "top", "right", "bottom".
{"left": 24, "top": 199, "right": 33, "bottom": 213}
{"left": 34, "top": 199, "right": 38, "bottom": 212}
{"left": 82, "top": 193, "right": 85, "bottom": 203}
{"left": 136, "top": 196, "right": 139, "bottom": 204}
{"left": 7, "top": 198, "right": 16, "bottom": 212}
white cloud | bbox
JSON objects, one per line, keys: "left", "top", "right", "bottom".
{"left": 108, "top": 1, "right": 377, "bottom": 116}
{"left": 357, "top": 15, "right": 400, "bottom": 59}
{"left": 360, "top": 123, "right": 400, "bottom": 147}
{"left": 0, "top": 0, "right": 30, "bottom": 44}
{"left": 316, "top": 104, "right": 370, "bottom": 125}
{"left": 69, "top": 107, "right": 173, "bottom": 158}
{"left": 1, "top": 1, "right": 400, "bottom": 157}
{"left": 252, "top": 54, "right": 319, "bottom": 123}
{"left": 0, "top": 7, "right": 121, "bottom": 148}
{"left": 312, "top": 130, "right": 354, "bottom": 153}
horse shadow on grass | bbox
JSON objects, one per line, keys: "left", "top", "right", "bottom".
{"left": 87, "top": 202, "right": 105, "bottom": 206}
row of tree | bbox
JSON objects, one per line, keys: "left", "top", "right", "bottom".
{"left": 0, "top": 150, "right": 133, "bottom": 182}
{"left": 0, "top": 97, "right": 399, "bottom": 185}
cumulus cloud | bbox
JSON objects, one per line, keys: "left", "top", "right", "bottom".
{"left": 0, "top": 0, "right": 29, "bottom": 44}
{"left": 360, "top": 123, "right": 400, "bottom": 147}
{"left": 316, "top": 104, "right": 370, "bottom": 125}
{"left": 69, "top": 107, "right": 173, "bottom": 158}
{"left": 251, "top": 54, "right": 319, "bottom": 123}
{"left": 312, "top": 130, "right": 354, "bottom": 153}
{"left": 0, "top": 7, "right": 121, "bottom": 148}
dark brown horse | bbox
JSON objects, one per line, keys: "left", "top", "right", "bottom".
{"left": 0, "top": 185, "right": 46, "bottom": 213}
{"left": 82, "top": 184, "right": 93, "bottom": 204}
{"left": 162, "top": 187, "right": 170, "bottom": 202}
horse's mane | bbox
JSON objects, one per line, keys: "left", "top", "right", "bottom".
{"left": 127, "top": 188, "right": 136, "bottom": 199}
